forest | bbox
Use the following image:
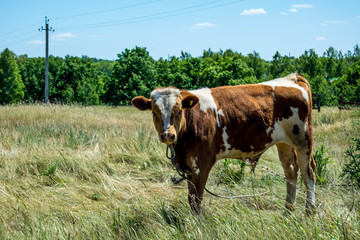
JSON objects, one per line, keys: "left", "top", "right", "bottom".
{"left": 0, "top": 45, "right": 359, "bottom": 106}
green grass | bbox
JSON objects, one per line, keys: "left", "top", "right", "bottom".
{"left": 0, "top": 104, "right": 359, "bottom": 239}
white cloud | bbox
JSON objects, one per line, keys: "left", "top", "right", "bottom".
{"left": 322, "top": 20, "right": 346, "bottom": 26}
{"left": 26, "top": 40, "right": 45, "bottom": 45}
{"left": 191, "top": 22, "right": 217, "bottom": 29}
{"left": 286, "top": 4, "right": 313, "bottom": 14}
{"left": 316, "top": 37, "right": 327, "bottom": 41}
{"left": 241, "top": 8, "right": 267, "bottom": 16}
{"left": 291, "top": 4, "right": 314, "bottom": 8}
{"left": 51, "top": 32, "right": 75, "bottom": 41}
{"left": 280, "top": 12, "right": 288, "bottom": 15}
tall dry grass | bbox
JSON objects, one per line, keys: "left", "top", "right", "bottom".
{"left": 0, "top": 104, "right": 359, "bottom": 239}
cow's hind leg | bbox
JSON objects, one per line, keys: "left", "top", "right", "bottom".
{"left": 296, "top": 147, "right": 316, "bottom": 215}
{"left": 276, "top": 143, "right": 299, "bottom": 211}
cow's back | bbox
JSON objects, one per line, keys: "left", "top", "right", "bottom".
{"left": 186, "top": 74, "right": 312, "bottom": 160}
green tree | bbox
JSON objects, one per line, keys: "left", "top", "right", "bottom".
{"left": 226, "top": 58, "right": 255, "bottom": 84}
{"left": 17, "top": 55, "right": 45, "bottom": 101}
{"left": 335, "top": 51, "right": 346, "bottom": 77}
{"left": 338, "top": 60, "right": 360, "bottom": 102}
{"left": 180, "top": 57, "right": 202, "bottom": 89}
{"left": 7, "top": 44, "right": 360, "bottom": 106}
{"left": 48, "top": 56, "right": 65, "bottom": 102}
{"left": 156, "top": 57, "right": 192, "bottom": 89}
{"left": 106, "top": 47, "right": 157, "bottom": 105}
{"left": 269, "top": 51, "right": 296, "bottom": 79}
{"left": 246, "top": 51, "right": 267, "bottom": 80}
{"left": 0, "top": 48, "right": 25, "bottom": 104}
{"left": 77, "top": 76, "right": 105, "bottom": 105}
{"left": 296, "top": 49, "right": 324, "bottom": 77}
{"left": 95, "top": 60, "right": 115, "bottom": 78}
{"left": 322, "top": 46, "right": 338, "bottom": 81}
{"left": 353, "top": 44, "right": 360, "bottom": 61}
{"left": 269, "top": 51, "right": 283, "bottom": 79}
{"left": 309, "top": 75, "right": 334, "bottom": 105}
{"left": 50, "top": 56, "right": 104, "bottom": 104}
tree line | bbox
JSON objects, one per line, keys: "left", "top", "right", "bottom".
{"left": 0, "top": 45, "right": 359, "bottom": 106}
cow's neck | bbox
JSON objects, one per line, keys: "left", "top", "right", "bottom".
{"left": 171, "top": 109, "right": 196, "bottom": 172}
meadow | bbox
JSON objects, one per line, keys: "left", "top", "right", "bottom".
{"left": 0, "top": 104, "right": 359, "bottom": 239}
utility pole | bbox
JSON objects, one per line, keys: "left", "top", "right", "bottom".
{"left": 39, "top": 16, "right": 54, "bottom": 104}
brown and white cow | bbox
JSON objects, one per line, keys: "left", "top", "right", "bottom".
{"left": 132, "top": 73, "right": 316, "bottom": 214}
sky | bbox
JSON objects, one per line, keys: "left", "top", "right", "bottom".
{"left": 0, "top": 0, "right": 359, "bottom": 61}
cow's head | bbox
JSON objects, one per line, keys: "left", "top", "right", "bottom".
{"left": 132, "top": 87, "right": 199, "bottom": 145}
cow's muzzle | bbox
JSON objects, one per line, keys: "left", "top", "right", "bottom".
{"left": 160, "top": 132, "right": 176, "bottom": 145}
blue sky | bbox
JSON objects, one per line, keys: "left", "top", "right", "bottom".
{"left": 1, "top": 0, "right": 359, "bottom": 60}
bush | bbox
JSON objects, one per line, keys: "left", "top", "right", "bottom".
{"left": 220, "top": 159, "right": 248, "bottom": 185}
{"left": 340, "top": 138, "right": 360, "bottom": 188}
{"left": 313, "top": 145, "right": 332, "bottom": 184}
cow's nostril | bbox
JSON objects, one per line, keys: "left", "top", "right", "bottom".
{"left": 160, "top": 133, "right": 175, "bottom": 142}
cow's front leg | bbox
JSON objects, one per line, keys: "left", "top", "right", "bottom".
{"left": 187, "top": 157, "right": 212, "bottom": 214}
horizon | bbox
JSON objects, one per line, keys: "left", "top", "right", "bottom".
{"left": 5, "top": 44, "right": 360, "bottom": 62}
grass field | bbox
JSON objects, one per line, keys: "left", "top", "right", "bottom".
{"left": 0, "top": 104, "right": 359, "bottom": 239}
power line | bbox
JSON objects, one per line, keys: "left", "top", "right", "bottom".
{"left": 0, "top": 20, "right": 43, "bottom": 38}
{"left": 51, "top": 0, "right": 161, "bottom": 20}
{"left": 0, "top": 0, "right": 244, "bottom": 51}
{"left": 0, "top": 29, "right": 36, "bottom": 43}
{"left": 57, "top": 0, "right": 225, "bottom": 29}
{"left": 56, "top": 0, "right": 241, "bottom": 30}
{"left": 0, "top": 1, "right": 161, "bottom": 43}
{"left": 113, "top": 0, "right": 245, "bottom": 28}
{"left": 0, "top": 32, "right": 42, "bottom": 49}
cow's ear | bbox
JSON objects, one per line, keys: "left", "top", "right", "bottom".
{"left": 131, "top": 96, "right": 152, "bottom": 111}
{"left": 182, "top": 93, "right": 199, "bottom": 109}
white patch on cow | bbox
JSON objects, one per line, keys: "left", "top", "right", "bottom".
{"left": 259, "top": 73, "right": 308, "bottom": 102}
{"left": 192, "top": 157, "right": 198, "bottom": 168}
{"left": 270, "top": 121, "right": 289, "bottom": 143}
{"left": 266, "top": 127, "right": 272, "bottom": 135}
{"left": 190, "top": 88, "right": 223, "bottom": 127}
{"left": 290, "top": 107, "right": 307, "bottom": 133}
{"left": 222, "top": 127, "right": 232, "bottom": 151}
{"left": 189, "top": 88, "right": 216, "bottom": 112}
{"left": 191, "top": 157, "right": 200, "bottom": 175}
{"left": 289, "top": 164, "right": 294, "bottom": 172}
{"left": 269, "top": 107, "right": 306, "bottom": 145}
{"left": 216, "top": 109, "right": 224, "bottom": 127}
{"left": 151, "top": 88, "right": 180, "bottom": 131}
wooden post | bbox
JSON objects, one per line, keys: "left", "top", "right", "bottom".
{"left": 39, "top": 16, "right": 54, "bottom": 104}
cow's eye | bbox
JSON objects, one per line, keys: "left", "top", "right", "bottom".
{"left": 178, "top": 110, "right": 183, "bottom": 116}
{"left": 152, "top": 112, "right": 157, "bottom": 118}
